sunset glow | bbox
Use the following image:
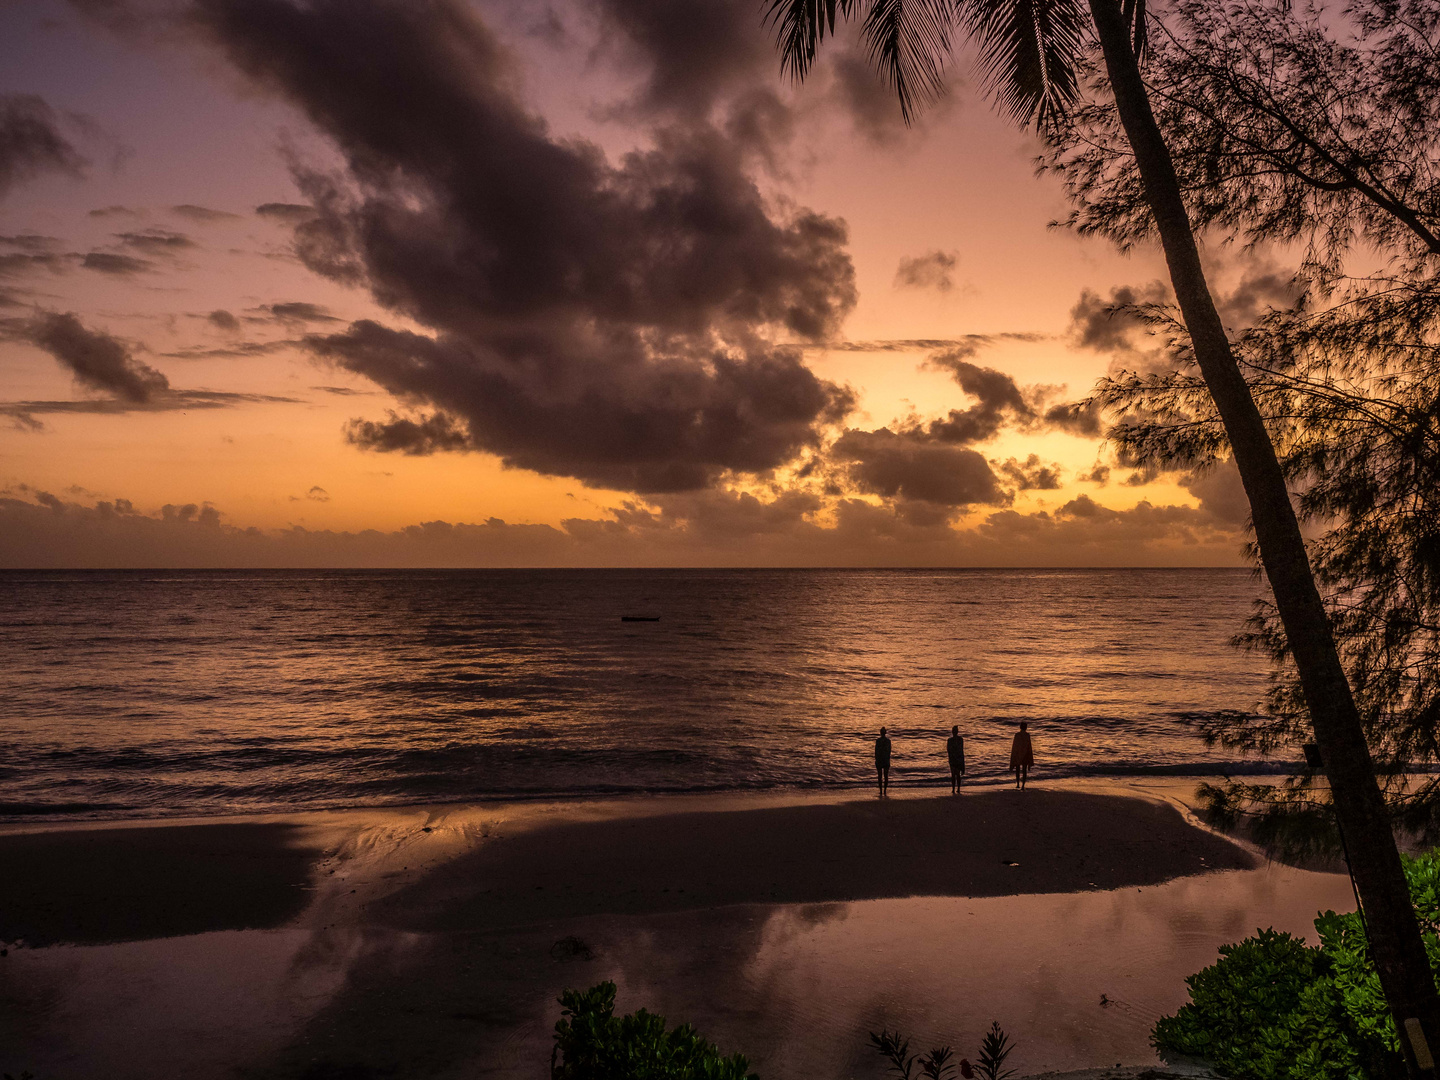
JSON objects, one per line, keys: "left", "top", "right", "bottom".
{"left": 0, "top": 0, "right": 1257, "bottom": 566}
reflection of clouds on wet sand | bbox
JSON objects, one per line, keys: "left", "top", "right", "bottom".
{"left": 560, "top": 869, "right": 1356, "bottom": 1078}
{"left": 1, "top": 865, "right": 1354, "bottom": 1079}
{"left": 0, "top": 792, "right": 1355, "bottom": 1079}
{"left": 1, "top": 929, "right": 353, "bottom": 1080}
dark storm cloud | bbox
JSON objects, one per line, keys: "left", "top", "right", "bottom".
{"left": 170, "top": 203, "right": 241, "bottom": 223}
{"left": 343, "top": 409, "right": 470, "bottom": 456}
{"left": 313, "top": 321, "right": 852, "bottom": 492}
{"left": 597, "top": 0, "right": 921, "bottom": 160}
{"left": 22, "top": 312, "right": 169, "bottom": 402}
{"left": 831, "top": 50, "right": 905, "bottom": 142}
{"left": 0, "top": 483, "right": 1245, "bottom": 568}
{"left": 254, "top": 201, "right": 316, "bottom": 223}
{"left": 831, "top": 428, "right": 1007, "bottom": 507}
{"left": 1215, "top": 264, "right": 1304, "bottom": 329}
{"left": 193, "top": 0, "right": 856, "bottom": 493}
{"left": 0, "top": 388, "right": 300, "bottom": 428}
{"left": 0, "top": 94, "right": 87, "bottom": 198}
{"left": 0, "top": 234, "right": 61, "bottom": 252}
{"left": 162, "top": 338, "right": 302, "bottom": 359}
{"left": 1067, "top": 282, "right": 1173, "bottom": 373}
{"left": 115, "top": 227, "right": 195, "bottom": 253}
{"left": 998, "top": 454, "right": 1063, "bottom": 490}
{"left": 903, "top": 347, "right": 1104, "bottom": 445}
{"left": 894, "top": 250, "right": 958, "bottom": 292}
{"left": 827, "top": 38, "right": 956, "bottom": 144}
{"left": 592, "top": 0, "right": 812, "bottom": 168}
{"left": 81, "top": 251, "right": 153, "bottom": 275}
{"left": 597, "top": 0, "right": 771, "bottom": 119}
{"left": 1057, "top": 493, "right": 1105, "bottom": 517}
{"left": 1069, "top": 266, "right": 1300, "bottom": 375}
{"left": 1041, "top": 398, "right": 1103, "bottom": 437}
{"left": 922, "top": 354, "right": 1038, "bottom": 444}
{"left": 0, "top": 251, "right": 68, "bottom": 277}
{"left": 207, "top": 309, "right": 240, "bottom": 332}
{"left": 821, "top": 336, "right": 1005, "bottom": 353}
{"left": 258, "top": 301, "right": 338, "bottom": 324}
{"left": 1181, "top": 459, "right": 1250, "bottom": 526}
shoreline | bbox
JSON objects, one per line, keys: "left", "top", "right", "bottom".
{"left": 0, "top": 768, "right": 1319, "bottom": 829}
{"left": 0, "top": 773, "right": 1248, "bottom": 836}
{"left": 0, "top": 780, "right": 1258, "bottom": 947}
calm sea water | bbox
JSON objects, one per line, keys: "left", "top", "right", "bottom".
{"left": 0, "top": 568, "right": 1286, "bottom": 821}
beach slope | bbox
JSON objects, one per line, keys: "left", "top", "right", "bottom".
{"left": 374, "top": 789, "right": 1255, "bottom": 931}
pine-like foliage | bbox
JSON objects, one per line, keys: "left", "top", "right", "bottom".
{"left": 1042, "top": 0, "right": 1440, "bottom": 843}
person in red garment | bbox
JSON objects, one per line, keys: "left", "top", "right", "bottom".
{"left": 1009, "top": 721, "right": 1034, "bottom": 790}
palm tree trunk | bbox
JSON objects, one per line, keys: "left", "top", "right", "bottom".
{"left": 1085, "top": 0, "right": 1440, "bottom": 1072}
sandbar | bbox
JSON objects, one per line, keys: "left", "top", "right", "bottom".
{"left": 0, "top": 784, "right": 1255, "bottom": 946}
{"left": 373, "top": 788, "right": 1255, "bottom": 931}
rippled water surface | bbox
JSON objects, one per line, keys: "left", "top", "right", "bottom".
{"left": 0, "top": 568, "right": 1280, "bottom": 818}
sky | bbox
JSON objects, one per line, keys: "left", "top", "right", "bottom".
{"left": 0, "top": 0, "right": 1268, "bottom": 567}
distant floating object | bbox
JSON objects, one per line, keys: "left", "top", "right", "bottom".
{"left": 620, "top": 616, "right": 661, "bottom": 622}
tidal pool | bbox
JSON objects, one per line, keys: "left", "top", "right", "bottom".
{"left": 2, "top": 860, "right": 1354, "bottom": 1079}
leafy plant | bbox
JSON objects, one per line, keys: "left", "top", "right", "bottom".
{"left": 871, "top": 1023, "right": 1015, "bottom": 1080}
{"left": 918, "top": 1045, "right": 956, "bottom": 1080}
{"left": 1151, "top": 851, "right": 1440, "bottom": 1078}
{"left": 551, "top": 982, "right": 756, "bottom": 1080}
{"left": 871, "top": 1029, "right": 917, "bottom": 1080}
{"left": 974, "top": 1022, "right": 1015, "bottom": 1080}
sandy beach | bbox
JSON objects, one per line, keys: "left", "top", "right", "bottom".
{"left": 1, "top": 783, "right": 1346, "bottom": 1079}
{"left": 2, "top": 785, "right": 1252, "bottom": 946}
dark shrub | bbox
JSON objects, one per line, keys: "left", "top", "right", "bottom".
{"left": 552, "top": 982, "right": 756, "bottom": 1080}
{"left": 1153, "top": 850, "right": 1440, "bottom": 1078}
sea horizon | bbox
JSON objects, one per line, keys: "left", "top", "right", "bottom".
{"left": 2, "top": 566, "right": 1290, "bottom": 823}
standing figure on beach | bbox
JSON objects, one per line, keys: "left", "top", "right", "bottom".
{"left": 947, "top": 724, "right": 965, "bottom": 794}
{"left": 1009, "top": 721, "right": 1034, "bottom": 790}
{"left": 874, "top": 727, "right": 892, "bottom": 796}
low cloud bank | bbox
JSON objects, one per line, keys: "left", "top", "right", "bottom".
{"left": 0, "top": 487, "right": 1246, "bottom": 569}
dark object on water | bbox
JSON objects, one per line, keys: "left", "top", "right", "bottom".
{"left": 620, "top": 616, "right": 660, "bottom": 622}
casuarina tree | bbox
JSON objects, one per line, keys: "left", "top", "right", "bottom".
{"left": 1051, "top": 0, "right": 1440, "bottom": 850}
{"left": 764, "top": 0, "right": 1440, "bottom": 1072}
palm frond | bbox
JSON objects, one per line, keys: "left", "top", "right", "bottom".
{"left": 858, "top": 0, "right": 958, "bottom": 124}
{"left": 766, "top": 0, "right": 859, "bottom": 82}
{"left": 958, "top": 0, "right": 1087, "bottom": 127}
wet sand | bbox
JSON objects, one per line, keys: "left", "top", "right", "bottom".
{"left": 1, "top": 785, "right": 1316, "bottom": 1079}
{"left": 0, "top": 822, "right": 321, "bottom": 946}
{"left": 0, "top": 787, "right": 1253, "bottom": 947}
{"left": 373, "top": 789, "right": 1255, "bottom": 931}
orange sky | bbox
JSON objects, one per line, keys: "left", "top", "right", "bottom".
{"left": 0, "top": 0, "right": 1256, "bottom": 567}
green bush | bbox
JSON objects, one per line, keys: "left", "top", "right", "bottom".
{"left": 1153, "top": 850, "right": 1440, "bottom": 1079}
{"left": 551, "top": 982, "right": 757, "bottom": 1080}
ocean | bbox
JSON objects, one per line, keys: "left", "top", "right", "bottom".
{"left": 0, "top": 568, "right": 1286, "bottom": 821}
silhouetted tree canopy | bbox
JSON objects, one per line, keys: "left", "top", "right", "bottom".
{"left": 1057, "top": 0, "right": 1440, "bottom": 842}
{"left": 1045, "top": 0, "right": 1440, "bottom": 284}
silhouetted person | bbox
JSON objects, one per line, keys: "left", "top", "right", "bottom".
{"left": 947, "top": 724, "right": 965, "bottom": 794}
{"left": 1010, "top": 721, "right": 1034, "bottom": 790}
{"left": 874, "top": 727, "right": 892, "bottom": 796}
